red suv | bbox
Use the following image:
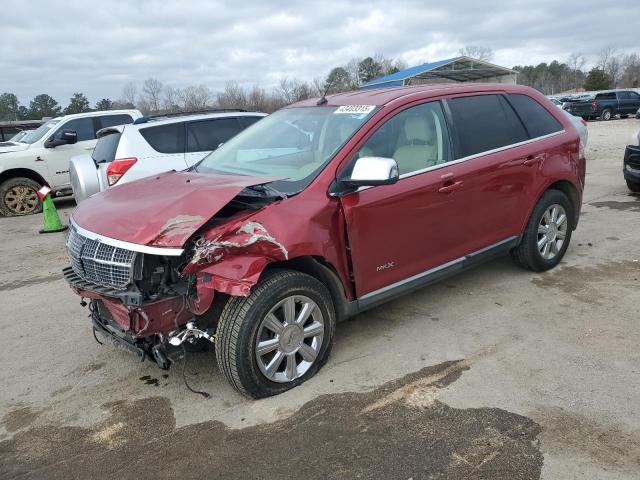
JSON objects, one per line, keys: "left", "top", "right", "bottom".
{"left": 64, "top": 84, "right": 585, "bottom": 398}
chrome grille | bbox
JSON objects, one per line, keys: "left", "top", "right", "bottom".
{"left": 66, "top": 223, "right": 137, "bottom": 290}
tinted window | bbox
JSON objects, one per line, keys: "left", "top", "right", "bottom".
{"left": 356, "top": 101, "right": 451, "bottom": 175}
{"left": 618, "top": 91, "right": 640, "bottom": 100}
{"left": 507, "top": 94, "right": 563, "bottom": 138}
{"left": 596, "top": 92, "right": 616, "bottom": 100}
{"left": 448, "top": 94, "right": 528, "bottom": 158}
{"left": 186, "top": 118, "right": 242, "bottom": 153}
{"left": 97, "top": 114, "right": 133, "bottom": 130}
{"left": 55, "top": 118, "right": 95, "bottom": 142}
{"left": 238, "top": 116, "right": 262, "bottom": 128}
{"left": 140, "top": 123, "right": 185, "bottom": 154}
{"left": 92, "top": 132, "right": 121, "bottom": 164}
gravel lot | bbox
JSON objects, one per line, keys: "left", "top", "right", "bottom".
{"left": 1, "top": 118, "right": 639, "bottom": 479}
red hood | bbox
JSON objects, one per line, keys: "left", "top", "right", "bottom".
{"left": 72, "top": 171, "right": 281, "bottom": 248}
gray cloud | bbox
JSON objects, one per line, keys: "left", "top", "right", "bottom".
{"left": 0, "top": 0, "right": 638, "bottom": 106}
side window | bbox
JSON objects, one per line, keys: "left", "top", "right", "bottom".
{"left": 55, "top": 118, "right": 95, "bottom": 142}
{"left": 596, "top": 92, "right": 615, "bottom": 100}
{"left": 356, "top": 101, "right": 451, "bottom": 176}
{"left": 507, "top": 94, "right": 563, "bottom": 138}
{"left": 97, "top": 114, "right": 134, "bottom": 130}
{"left": 447, "top": 94, "right": 528, "bottom": 158}
{"left": 238, "top": 116, "right": 262, "bottom": 128}
{"left": 139, "top": 123, "right": 185, "bottom": 154}
{"left": 186, "top": 118, "right": 242, "bottom": 153}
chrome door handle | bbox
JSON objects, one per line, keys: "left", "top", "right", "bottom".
{"left": 523, "top": 154, "right": 544, "bottom": 167}
{"left": 438, "top": 181, "right": 464, "bottom": 194}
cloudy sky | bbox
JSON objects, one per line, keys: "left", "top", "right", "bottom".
{"left": 1, "top": 0, "right": 638, "bottom": 106}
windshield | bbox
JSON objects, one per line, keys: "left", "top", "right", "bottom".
{"left": 20, "top": 119, "right": 60, "bottom": 144}
{"left": 195, "top": 105, "right": 376, "bottom": 194}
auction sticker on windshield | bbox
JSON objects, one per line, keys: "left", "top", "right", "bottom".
{"left": 334, "top": 105, "right": 376, "bottom": 115}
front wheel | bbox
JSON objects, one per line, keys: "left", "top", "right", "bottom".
{"left": 0, "top": 177, "right": 43, "bottom": 216}
{"left": 511, "top": 190, "right": 573, "bottom": 272}
{"left": 215, "top": 270, "right": 335, "bottom": 398}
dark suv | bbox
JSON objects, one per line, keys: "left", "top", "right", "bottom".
{"left": 64, "top": 84, "right": 585, "bottom": 398}
{"left": 564, "top": 90, "right": 640, "bottom": 121}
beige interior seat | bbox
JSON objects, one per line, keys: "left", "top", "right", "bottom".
{"left": 393, "top": 116, "right": 438, "bottom": 175}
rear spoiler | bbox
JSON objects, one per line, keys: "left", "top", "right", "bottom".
{"left": 96, "top": 125, "right": 125, "bottom": 139}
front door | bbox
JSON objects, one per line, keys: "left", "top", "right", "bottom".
{"left": 43, "top": 117, "right": 97, "bottom": 188}
{"left": 339, "top": 100, "right": 468, "bottom": 297}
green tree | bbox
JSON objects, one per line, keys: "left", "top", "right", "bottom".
{"left": 28, "top": 94, "right": 61, "bottom": 119}
{"left": 95, "top": 98, "right": 113, "bottom": 111}
{"left": 324, "top": 67, "right": 354, "bottom": 93}
{"left": 64, "top": 92, "right": 90, "bottom": 115}
{"left": 0, "top": 93, "right": 21, "bottom": 120}
{"left": 583, "top": 68, "right": 611, "bottom": 91}
{"left": 358, "top": 57, "right": 383, "bottom": 83}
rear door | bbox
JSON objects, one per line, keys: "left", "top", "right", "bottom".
{"left": 135, "top": 122, "right": 187, "bottom": 180}
{"left": 618, "top": 91, "right": 640, "bottom": 115}
{"left": 184, "top": 117, "right": 245, "bottom": 166}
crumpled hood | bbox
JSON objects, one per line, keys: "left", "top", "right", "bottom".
{"left": 0, "top": 142, "right": 30, "bottom": 154}
{"left": 72, "top": 171, "right": 282, "bottom": 248}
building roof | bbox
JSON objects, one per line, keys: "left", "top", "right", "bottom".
{"left": 292, "top": 82, "right": 532, "bottom": 108}
{"left": 360, "top": 56, "right": 517, "bottom": 89}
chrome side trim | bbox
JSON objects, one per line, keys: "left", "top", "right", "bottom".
{"left": 357, "top": 235, "right": 520, "bottom": 311}
{"left": 69, "top": 217, "right": 184, "bottom": 256}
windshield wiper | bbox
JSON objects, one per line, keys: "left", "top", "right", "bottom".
{"left": 244, "top": 183, "right": 288, "bottom": 200}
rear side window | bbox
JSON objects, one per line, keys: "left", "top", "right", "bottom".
{"left": 619, "top": 91, "right": 640, "bottom": 100}
{"left": 186, "top": 118, "right": 242, "bottom": 153}
{"left": 56, "top": 118, "right": 95, "bottom": 142}
{"left": 140, "top": 123, "right": 185, "bottom": 154}
{"left": 238, "top": 116, "right": 262, "bottom": 128}
{"left": 596, "top": 92, "right": 616, "bottom": 100}
{"left": 447, "top": 94, "right": 528, "bottom": 158}
{"left": 506, "top": 94, "right": 563, "bottom": 138}
{"left": 97, "top": 114, "right": 134, "bottom": 130}
{"left": 92, "top": 132, "right": 121, "bottom": 164}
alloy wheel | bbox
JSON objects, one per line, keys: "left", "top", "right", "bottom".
{"left": 255, "top": 295, "right": 325, "bottom": 383}
{"left": 537, "top": 204, "right": 568, "bottom": 260}
{"left": 4, "top": 186, "right": 39, "bottom": 215}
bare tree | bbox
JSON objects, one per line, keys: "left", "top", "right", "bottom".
{"left": 180, "top": 85, "right": 212, "bottom": 111}
{"left": 121, "top": 81, "right": 137, "bottom": 107}
{"left": 619, "top": 53, "right": 640, "bottom": 88}
{"left": 458, "top": 46, "right": 494, "bottom": 61}
{"left": 567, "top": 52, "right": 586, "bottom": 89}
{"left": 141, "top": 78, "right": 163, "bottom": 113}
{"left": 163, "top": 86, "right": 181, "bottom": 113}
{"left": 597, "top": 45, "right": 617, "bottom": 72}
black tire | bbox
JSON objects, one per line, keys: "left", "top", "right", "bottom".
{"left": 601, "top": 108, "right": 613, "bottom": 121}
{"left": 627, "top": 179, "right": 640, "bottom": 193}
{"left": 0, "top": 177, "right": 43, "bottom": 216}
{"left": 215, "top": 270, "right": 335, "bottom": 398}
{"left": 511, "top": 189, "right": 574, "bottom": 272}
{"left": 620, "top": 114, "right": 629, "bottom": 119}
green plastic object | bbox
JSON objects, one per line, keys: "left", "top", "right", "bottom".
{"left": 39, "top": 194, "right": 68, "bottom": 234}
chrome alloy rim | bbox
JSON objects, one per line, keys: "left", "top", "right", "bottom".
{"left": 5, "top": 186, "right": 39, "bottom": 214}
{"left": 255, "top": 295, "right": 324, "bottom": 383}
{"left": 537, "top": 204, "right": 568, "bottom": 260}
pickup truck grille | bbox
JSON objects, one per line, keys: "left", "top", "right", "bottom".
{"left": 67, "top": 223, "right": 137, "bottom": 290}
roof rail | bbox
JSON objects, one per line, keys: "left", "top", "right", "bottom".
{"left": 133, "top": 109, "right": 248, "bottom": 125}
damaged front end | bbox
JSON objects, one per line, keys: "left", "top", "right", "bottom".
{"left": 63, "top": 179, "right": 291, "bottom": 369}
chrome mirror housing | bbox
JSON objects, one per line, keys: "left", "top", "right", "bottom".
{"left": 346, "top": 156, "right": 399, "bottom": 187}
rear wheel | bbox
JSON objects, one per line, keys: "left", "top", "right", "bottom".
{"left": 512, "top": 190, "right": 573, "bottom": 272}
{"left": 215, "top": 270, "right": 335, "bottom": 398}
{"left": 0, "top": 177, "right": 43, "bottom": 216}
{"left": 627, "top": 179, "right": 640, "bottom": 193}
{"left": 601, "top": 108, "right": 613, "bottom": 121}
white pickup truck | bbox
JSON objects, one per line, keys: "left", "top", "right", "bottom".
{"left": 0, "top": 109, "right": 141, "bottom": 216}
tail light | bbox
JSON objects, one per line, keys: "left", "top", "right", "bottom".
{"left": 591, "top": 101, "right": 597, "bottom": 111}
{"left": 106, "top": 158, "right": 137, "bottom": 186}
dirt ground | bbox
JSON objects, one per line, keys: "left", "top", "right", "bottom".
{"left": 1, "top": 118, "right": 639, "bottom": 480}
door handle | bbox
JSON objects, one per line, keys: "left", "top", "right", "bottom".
{"left": 438, "top": 180, "right": 464, "bottom": 194}
{"left": 523, "top": 154, "right": 544, "bottom": 167}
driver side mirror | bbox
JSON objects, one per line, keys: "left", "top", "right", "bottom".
{"left": 45, "top": 129, "right": 78, "bottom": 148}
{"left": 330, "top": 156, "right": 399, "bottom": 196}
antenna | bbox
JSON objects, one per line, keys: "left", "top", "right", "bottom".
{"left": 316, "top": 80, "right": 333, "bottom": 106}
